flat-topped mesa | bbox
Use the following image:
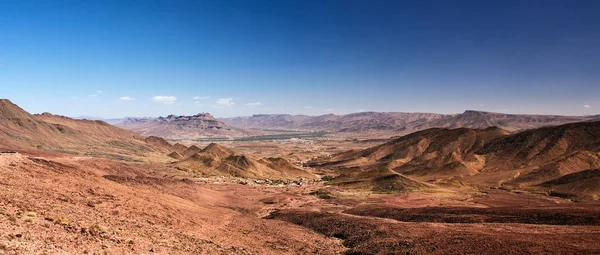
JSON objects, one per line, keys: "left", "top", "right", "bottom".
{"left": 156, "top": 112, "right": 218, "bottom": 122}
{"left": 193, "top": 112, "right": 216, "bottom": 120}
{"left": 462, "top": 110, "right": 489, "bottom": 116}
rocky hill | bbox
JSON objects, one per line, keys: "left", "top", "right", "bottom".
{"left": 0, "top": 99, "right": 165, "bottom": 159}
{"left": 311, "top": 121, "right": 600, "bottom": 199}
{"left": 116, "top": 113, "right": 258, "bottom": 140}
{"left": 175, "top": 143, "right": 316, "bottom": 180}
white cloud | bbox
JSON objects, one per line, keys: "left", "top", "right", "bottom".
{"left": 357, "top": 109, "right": 365, "bottom": 112}
{"left": 304, "top": 106, "right": 313, "bottom": 109}
{"left": 119, "top": 96, "right": 135, "bottom": 101}
{"left": 246, "top": 102, "right": 262, "bottom": 106}
{"left": 584, "top": 104, "right": 591, "bottom": 108}
{"left": 325, "top": 108, "right": 334, "bottom": 112}
{"left": 152, "top": 96, "right": 177, "bottom": 104}
{"left": 90, "top": 90, "right": 103, "bottom": 97}
{"left": 217, "top": 98, "right": 235, "bottom": 106}
{"left": 193, "top": 96, "right": 210, "bottom": 100}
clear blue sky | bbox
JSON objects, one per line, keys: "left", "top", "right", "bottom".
{"left": 1, "top": 0, "right": 599, "bottom": 118}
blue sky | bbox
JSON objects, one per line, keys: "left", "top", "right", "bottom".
{"left": 1, "top": 0, "right": 599, "bottom": 118}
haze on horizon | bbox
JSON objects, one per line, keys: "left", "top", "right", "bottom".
{"left": 1, "top": 0, "right": 599, "bottom": 118}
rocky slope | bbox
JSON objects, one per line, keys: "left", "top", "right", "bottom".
{"left": 311, "top": 121, "right": 600, "bottom": 199}
{"left": 175, "top": 143, "right": 316, "bottom": 180}
{"left": 0, "top": 99, "right": 164, "bottom": 160}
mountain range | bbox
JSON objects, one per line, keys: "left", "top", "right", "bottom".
{"left": 220, "top": 111, "right": 600, "bottom": 135}
{"left": 109, "top": 110, "right": 600, "bottom": 140}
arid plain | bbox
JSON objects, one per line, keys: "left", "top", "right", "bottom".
{"left": 1, "top": 99, "right": 600, "bottom": 254}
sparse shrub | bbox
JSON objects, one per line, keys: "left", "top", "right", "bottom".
{"left": 0, "top": 243, "right": 7, "bottom": 251}
{"left": 54, "top": 215, "right": 69, "bottom": 225}
{"left": 8, "top": 216, "right": 17, "bottom": 223}
{"left": 23, "top": 217, "right": 33, "bottom": 223}
{"left": 90, "top": 223, "right": 108, "bottom": 236}
{"left": 309, "top": 189, "right": 334, "bottom": 199}
{"left": 128, "top": 240, "right": 135, "bottom": 246}
{"left": 26, "top": 211, "right": 37, "bottom": 217}
{"left": 321, "top": 175, "right": 335, "bottom": 181}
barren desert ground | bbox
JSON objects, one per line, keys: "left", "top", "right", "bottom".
{"left": 2, "top": 133, "right": 600, "bottom": 254}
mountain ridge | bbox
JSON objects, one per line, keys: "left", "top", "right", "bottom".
{"left": 219, "top": 110, "right": 600, "bottom": 135}
{"left": 310, "top": 120, "right": 600, "bottom": 199}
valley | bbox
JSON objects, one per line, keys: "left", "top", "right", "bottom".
{"left": 1, "top": 99, "right": 600, "bottom": 254}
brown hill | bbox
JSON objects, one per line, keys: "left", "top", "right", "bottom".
{"left": 144, "top": 136, "right": 175, "bottom": 152}
{"left": 318, "top": 127, "right": 509, "bottom": 177}
{"left": 475, "top": 121, "right": 600, "bottom": 187}
{"left": 0, "top": 99, "right": 41, "bottom": 130}
{"left": 167, "top": 151, "right": 184, "bottom": 160}
{"left": 477, "top": 121, "right": 600, "bottom": 168}
{"left": 176, "top": 143, "right": 315, "bottom": 180}
{"left": 116, "top": 113, "right": 258, "bottom": 139}
{"left": 0, "top": 99, "right": 162, "bottom": 159}
{"left": 172, "top": 143, "right": 188, "bottom": 154}
{"left": 312, "top": 121, "right": 600, "bottom": 198}
{"left": 201, "top": 143, "right": 235, "bottom": 159}
{"left": 329, "top": 166, "right": 429, "bottom": 193}
{"left": 182, "top": 145, "right": 203, "bottom": 158}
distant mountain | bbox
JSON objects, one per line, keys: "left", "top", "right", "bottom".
{"left": 116, "top": 113, "right": 258, "bottom": 140}
{"left": 415, "top": 110, "right": 597, "bottom": 132}
{"left": 220, "top": 112, "right": 445, "bottom": 132}
{"left": 310, "top": 121, "right": 600, "bottom": 199}
{"left": 220, "top": 111, "right": 600, "bottom": 135}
